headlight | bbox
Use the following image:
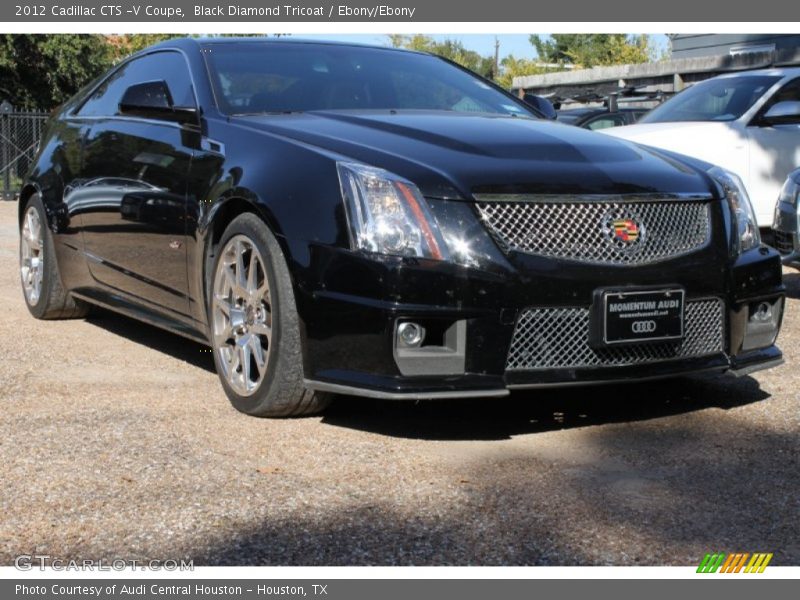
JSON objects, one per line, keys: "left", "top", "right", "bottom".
{"left": 338, "top": 162, "right": 450, "bottom": 261}
{"left": 708, "top": 166, "right": 760, "bottom": 253}
{"left": 773, "top": 172, "right": 800, "bottom": 231}
{"left": 778, "top": 174, "right": 800, "bottom": 208}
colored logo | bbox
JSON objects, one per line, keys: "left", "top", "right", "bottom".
{"left": 602, "top": 213, "right": 645, "bottom": 250}
{"left": 612, "top": 218, "right": 640, "bottom": 244}
{"left": 697, "top": 552, "right": 773, "bottom": 573}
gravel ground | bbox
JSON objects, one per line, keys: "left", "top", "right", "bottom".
{"left": 0, "top": 201, "right": 798, "bottom": 566}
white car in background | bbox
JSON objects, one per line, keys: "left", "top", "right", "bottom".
{"left": 602, "top": 68, "right": 800, "bottom": 227}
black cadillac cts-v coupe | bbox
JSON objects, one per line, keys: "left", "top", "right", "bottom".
{"left": 19, "top": 38, "right": 785, "bottom": 416}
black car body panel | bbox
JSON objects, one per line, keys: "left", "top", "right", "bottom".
{"left": 21, "top": 38, "right": 785, "bottom": 400}
{"left": 227, "top": 111, "right": 714, "bottom": 198}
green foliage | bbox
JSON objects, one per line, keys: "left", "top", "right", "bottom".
{"left": 389, "top": 35, "right": 496, "bottom": 78}
{"left": 496, "top": 55, "right": 554, "bottom": 89}
{"left": 0, "top": 34, "right": 112, "bottom": 108}
{"left": 529, "top": 34, "right": 655, "bottom": 68}
{"left": 106, "top": 34, "right": 182, "bottom": 60}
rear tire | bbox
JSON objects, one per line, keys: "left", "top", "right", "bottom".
{"left": 19, "top": 194, "right": 89, "bottom": 320}
{"left": 208, "top": 213, "right": 332, "bottom": 417}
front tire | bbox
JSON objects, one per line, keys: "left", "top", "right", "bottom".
{"left": 208, "top": 213, "right": 331, "bottom": 417}
{"left": 19, "top": 194, "right": 89, "bottom": 320}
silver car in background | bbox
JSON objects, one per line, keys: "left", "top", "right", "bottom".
{"left": 772, "top": 168, "right": 800, "bottom": 268}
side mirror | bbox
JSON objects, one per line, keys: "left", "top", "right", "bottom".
{"left": 118, "top": 80, "right": 198, "bottom": 126}
{"left": 523, "top": 94, "right": 557, "bottom": 120}
{"left": 761, "top": 101, "right": 800, "bottom": 126}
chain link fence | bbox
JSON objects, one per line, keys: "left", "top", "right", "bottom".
{"left": 1, "top": 101, "right": 49, "bottom": 200}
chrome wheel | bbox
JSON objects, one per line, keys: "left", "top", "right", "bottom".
{"left": 20, "top": 206, "right": 44, "bottom": 305}
{"left": 212, "top": 235, "right": 272, "bottom": 396}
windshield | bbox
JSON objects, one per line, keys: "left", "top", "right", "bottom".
{"left": 203, "top": 42, "right": 535, "bottom": 117}
{"left": 640, "top": 75, "right": 781, "bottom": 123}
{"left": 556, "top": 112, "right": 585, "bottom": 124}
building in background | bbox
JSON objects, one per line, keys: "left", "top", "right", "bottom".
{"left": 670, "top": 34, "right": 800, "bottom": 59}
{"left": 514, "top": 34, "right": 800, "bottom": 109}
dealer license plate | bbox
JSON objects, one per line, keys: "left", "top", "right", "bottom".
{"left": 602, "top": 289, "right": 685, "bottom": 345}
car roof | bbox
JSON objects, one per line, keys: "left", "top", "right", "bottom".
{"left": 143, "top": 36, "right": 423, "bottom": 56}
{"left": 710, "top": 66, "right": 800, "bottom": 79}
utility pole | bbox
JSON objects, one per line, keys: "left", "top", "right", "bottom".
{"left": 494, "top": 36, "right": 500, "bottom": 81}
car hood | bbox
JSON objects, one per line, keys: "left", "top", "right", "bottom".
{"left": 601, "top": 120, "right": 736, "bottom": 148}
{"left": 232, "top": 110, "right": 716, "bottom": 199}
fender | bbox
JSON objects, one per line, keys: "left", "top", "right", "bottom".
{"left": 18, "top": 182, "right": 43, "bottom": 224}
{"left": 191, "top": 188, "right": 293, "bottom": 331}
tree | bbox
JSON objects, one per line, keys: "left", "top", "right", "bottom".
{"left": 496, "top": 55, "right": 554, "bottom": 89}
{"left": 529, "top": 34, "right": 654, "bottom": 68}
{"left": 0, "top": 34, "right": 112, "bottom": 108}
{"left": 105, "top": 34, "right": 181, "bottom": 60}
{"left": 389, "top": 35, "right": 495, "bottom": 78}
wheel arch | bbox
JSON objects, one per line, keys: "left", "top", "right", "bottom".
{"left": 18, "top": 183, "right": 43, "bottom": 226}
{"left": 200, "top": 190, "right": 293, "bottom": 324}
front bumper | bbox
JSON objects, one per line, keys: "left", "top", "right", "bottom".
{"left": 296, "top": 241, "right": 785, "bottom": 400}
{"left": 305, "top": 352, "right": 784, "bottom": 399}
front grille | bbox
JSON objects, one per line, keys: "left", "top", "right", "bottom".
{"left": 475, "top": 198, "right": 711, "bottom": 265}
{"left": 506, "top": 298, "right": 725, "bottom": 371}
{"left": 773, "top": 230, "right": 795, "bottom": 256}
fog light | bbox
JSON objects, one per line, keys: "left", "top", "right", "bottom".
{"left": 397, "top": 322, "right": 425, "bottom": 347}
{"left": 393, "top": 319, "right": 466, "bottom": 376}
{"left": 753, "top": 302, "right": 773, "bottom": 322}
{"left": 742, "top": 298, "right": 783, "bottom": 352}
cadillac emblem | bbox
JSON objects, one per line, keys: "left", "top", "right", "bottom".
{"left": 612, "top": 218, "right": 640, "bottom": 243}
{"left": 603, "top": 214, "right": 645, "bottom": 249}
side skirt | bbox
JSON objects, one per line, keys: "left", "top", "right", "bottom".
{"left": 71, "top": 288, "right": 209, "bottom": 345}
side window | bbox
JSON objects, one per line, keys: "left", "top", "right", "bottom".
{"left": 77, "top": 51, "right": 195, "bottom": 117}
{"left": 586, "top": 114, "right": 626, "bottom": 130}
{"left": 76, "top": 63, "right": 132, "bottom": 116}
{"left": 763, "top": 77, "right": 800, "bottom": 110}
{"left": 157, "top": 53, "right": 195, "bottom": 107}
